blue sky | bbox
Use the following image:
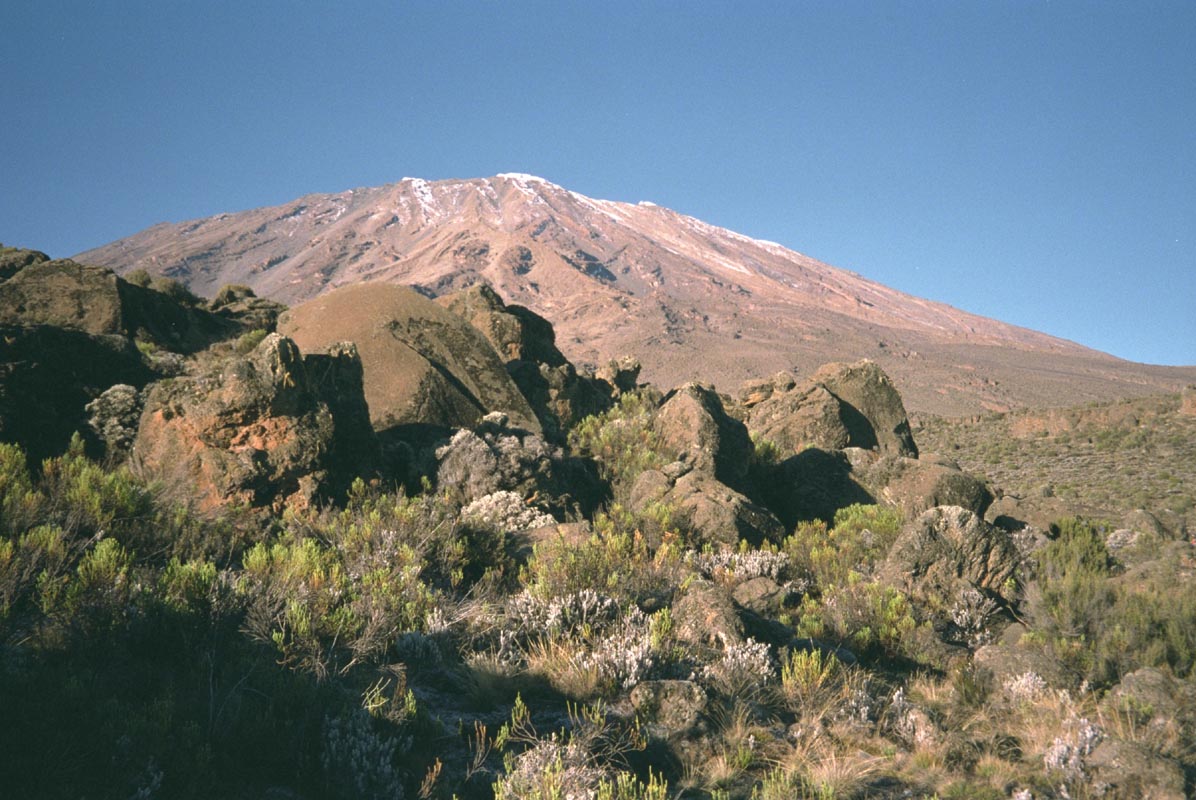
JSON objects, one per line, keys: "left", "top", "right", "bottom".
{"left": 2, "top": 1, "right": 1193, "bottom": 365}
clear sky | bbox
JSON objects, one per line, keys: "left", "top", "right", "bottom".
{"left": 2, "top": 1, "right": 1193, "bottom": 366}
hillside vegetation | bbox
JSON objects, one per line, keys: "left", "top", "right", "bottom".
{"left": 1, "top": 247, "right": 1194, "bottom": 799}
{"left": 916, "top": 391, "right": 1196, "bottom": 532}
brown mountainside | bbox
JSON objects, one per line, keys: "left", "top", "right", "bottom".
{"left": 77, "top": 174, "right": 1196, "bottom": 416}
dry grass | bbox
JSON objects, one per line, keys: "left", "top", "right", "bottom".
{"left": 916, "top": 391, "right": 1196, "bottom": 528}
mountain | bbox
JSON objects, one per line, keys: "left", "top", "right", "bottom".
{"left": 77, "top": 174, "right": 1196, "bottom": 416}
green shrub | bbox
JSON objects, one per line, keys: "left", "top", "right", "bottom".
{"left": 1026, "top": 517, "right": 1114, "bottom": 646}
{"left": 784, "top": 503, "right": 903, "bottom": 589}
{"left": 234, "top": 328, "right": 269, "bottom": 354}
{"left": 568, "top": 389, "right": 671, "bottom": 499}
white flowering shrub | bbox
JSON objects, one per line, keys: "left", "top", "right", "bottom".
{"left": 1002, "top": 671, "right": 1048, "bottom": 702}
{"left": 948, "top": 587, "right": 999, "bottom": 648}
{"left": 321, "top": 710, "right": 408, "bottom": 800}
{"left": 1043, "top": 715, "right": 1104, "bottom": 779}
{"left": 700, "top": 638, "right": 774, "bottom": 696}
{"left": 689, "top": 548, "right": 790, "bottom": 582}
{"left": 508, "top": 588, "right": 621, "bottom": 637}
{"left": 462, "top": 490, "right": 557, "bottom": 532}
{"left": 574, "top": 607, "right": 656, "bottom": 690}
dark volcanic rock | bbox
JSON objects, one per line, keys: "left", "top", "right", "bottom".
{"left": 630, "top": 465, "right": 784, "bottom": 548}
{"left": 855, "top": 452, "right": 993, "bottom": 519}
{"left": 278, "top": 283, "right": 540, "bottom": 436}
{"left": 651, "top": 383, "right": 753, "bottom": 490}
{"left": 0, "top": 325, "right": 155, "bottom": 463}
{"left": 0, "top": 259, "right": 240, "bottom": 353}
{"left": 881, "top": 506, "right": 1019, "bottom": 603}
{"left": 745, "top": 360, "right": 918, "bottom": 458}
{"left": 438, "top": 283, "right": 612, "bottom": 440}
{"left": 85, "top": 384, "right": 143, "bottom": 459}
{"left": 435, "top": 412, "right": 604, "bottom": 518}
{"left": 762, "top": 447, "right": 876, "bottom": 527}
{"left": 810, "top": 360, "right": 919, "bottom": 457}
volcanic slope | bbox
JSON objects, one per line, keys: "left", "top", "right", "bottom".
{"left": 78, "top": 174, "right": 1196, "bottom": 416}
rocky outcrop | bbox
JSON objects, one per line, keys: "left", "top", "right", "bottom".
{"left": 437, "top": 284, "right": 613, "bottom": 440}
{"left": 209, "top": 284, "right": 286, "bottom": 332}
{"left": 630, "top": 463, "right": 784, "bottom": 548}
{"left": 0, "top": 325, "right": 155, "bottom": 463}
{"left": 278, "top": 283, "right": 540, "bottom": 436}
{"left": 759, "top": 448, "right": 876, "bottom": 527}
{"left": 881, "top": 506, "right": 1019, "bottom": 603}
{"left": 133, "top": 334, "right": 377, "bottom": 513}
{"left": 853, "top": 452, "right": 993, "bottom": 519}
{"left": 672, "top": 580, "right": 743, "bottom": 650}
{"left": 651, "top": 383, "right": 753, "bottom": 490}
{"left": 0, "top": 259, "right": 241, "bottom": 353}
{"left": 434, "top": 412, "right": 603, "bottom": 518}
{"left": 744, "top": 360, "right": 917, "bottom": 458}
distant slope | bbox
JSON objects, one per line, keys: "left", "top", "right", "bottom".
{"left": 78, "top": 174, "right": 1196, "bottom": 415}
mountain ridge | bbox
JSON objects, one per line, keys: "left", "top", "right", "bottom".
{"left": 77, "top": 174, "right": 1196, "bottom": 416}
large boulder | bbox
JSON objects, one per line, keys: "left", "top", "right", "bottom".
{"left": 855, "top": 452, "right": 993, "bottom": 519}
{"left": 745, "top": 360, "right": 917, "bottom": 459}
{"left": 437, "top": 284, "right": 612, "bottom": 440}
{"left": 435, "top": 412, "right": 604, "bottom": 518}
{"left": 746, "top": 382, "right": 852, "bottom": 454}
{"left": 810, "top": 360, "right": 918, "bottom": 457}
{"left": 651, "top": 383, "right": 753, "bottom": 490}
{"left": 278, "top": 283, "right": 540, "bottom": 436}
{"left": 0, "top": 259, "right": 239, "bottom": 353}
{"left": 759, "top": 448, "right": 876, "bottom": 527}
{"left": 436, "top": 283, "right": 566, "bottom": 366}
{"left": 133, "top": 334, "right": 377, "bottom": 513}
{"left": 209, "top": 284, "right": 286, "bottom": 332}
{"left": 630, "top": 464, "right": 784, "bottom": 548}
{"left": 881, "top": 506, "right": 1020, "bottom": 603}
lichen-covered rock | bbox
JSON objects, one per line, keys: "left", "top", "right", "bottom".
{"left": 0, "top": 258, "right": 241, "bottom": 354}
{"left": 85, "top": 384, "right": 143, "bottom": 458}
{"left": 744, "top": 360, "right": 917, "bottom": 459}
{"left": 810, "top": 360, "right": 918, "bottom": 457}
{"left": 672, "top": 580, "right": 743, "bottom": 650}
{"left": 746, "top": 383, "right": 852, "bottom": 455}
{"left": 435, "top": 412, "right": 603, "bottom": 518}
{"left": 651, "top": 383, "right": 753, "bottom": 490}
{"left": 1084, "top": 738, "right": 1187, "bottom": 800}
{"left": 209, "top": 283, "right": 286, "bottom": 332}
{"left": 630, "top": 466, "right": 784, "bottom": 548}
{"left": 629, "top": 680, "right": 708, "bottom": 737}
{"left": 133, "top": 334, "right": 376, "bottom": 512}
{"left": 594, "top": 356, "right": 642, "bottom": 398}
{"left": 0, "top": 259, "right": 125, "bottom": 336}
{"left": 859, "top": 453, "right": 993, "bottom": 519}
{"left": 881, "top": 506, "right": 1019, "bottom": 603}
{"left": 436, "top": 283, "right": 566, "bottom": 367}
{"left": 278, "top": 283, "right": 540, "bottom": 435}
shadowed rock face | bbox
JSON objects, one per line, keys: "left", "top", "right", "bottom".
{"left": 652, "top": 383, "right": 753, "bottom": 491}
{"left": 437, "top": 283, "right": 613, "bottom": 441}
{"left": 0, "top": 325, "right": 154, "bottom": 463}
{"left": 277, "top": 283, "right": 540, "bottom": 436}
